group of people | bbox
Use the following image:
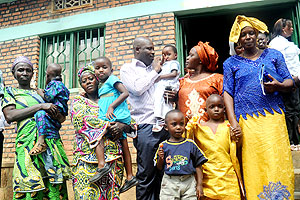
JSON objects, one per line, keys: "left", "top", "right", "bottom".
{"left": 0, "top": 14, "right": 297, "bottom": 200}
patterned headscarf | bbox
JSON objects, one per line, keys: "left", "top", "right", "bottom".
{"left": 77, "top": 61, "right": 99, "bottom": 81}
{"left": 193, "top": 41, "right": 219, "bottom": 72}
{"left": 12, "top": 56, "right": 33, "bottom": 72}
{"left": 229, "top": 15, "right": 269, "bottom": 43}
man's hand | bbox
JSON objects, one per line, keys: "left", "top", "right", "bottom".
{"left": 163, "top": 90, "right": 177, "bottom": 104}
{"left": 152, "top": 57, "right": 162, "bottom": 73}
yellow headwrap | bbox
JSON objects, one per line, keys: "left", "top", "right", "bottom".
{"left": 229, "top": 15, "right": 269, "bottom": 43}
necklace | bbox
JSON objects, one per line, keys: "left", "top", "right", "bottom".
{"left": 243, "top": 48, "right": 260, "bottom": 59}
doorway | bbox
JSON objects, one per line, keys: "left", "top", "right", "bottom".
{"left": 177, "top": 3, "right": 296, "bottom": 74}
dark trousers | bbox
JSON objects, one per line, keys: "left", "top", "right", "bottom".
{"left": 283, "top": 88, "right": 300, "bottom": 145}
{"left": 133, "top": 124, "right": 169, "bottom": 200}
{"left": 0, "top": 130, "right": 3, "bottom": 185}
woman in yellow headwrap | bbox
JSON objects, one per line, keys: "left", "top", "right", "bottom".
{"left": 224, "top": 15, "right": 295, "bottom": 199}
{"left": 177, "top": 41, "right": 223, "bottom": 122}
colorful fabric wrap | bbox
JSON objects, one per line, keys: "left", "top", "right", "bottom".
{"left": 77, "top": 61, "right": 99, "bottom": 81}
{"left": 70, "top": 95, "right": 124, "bottom": 199}
{"left": 229, "top": 15, "right": 269, "bottom": 43}
{"left": 12, "top": 56, "right": 33, "bottom": 71}
{"left": 193, "top": 41, "right": 219, "bottom": 72}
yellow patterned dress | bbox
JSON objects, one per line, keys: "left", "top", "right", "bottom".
{"left": 186, "top": 118, "right": 241, "bottom": 200}
{"left": 70, "top": 95, "right": 124, "bottom": 200}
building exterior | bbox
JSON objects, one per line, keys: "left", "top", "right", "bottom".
{"left": 0, "top": 0, "right": 299, "bottom": 198}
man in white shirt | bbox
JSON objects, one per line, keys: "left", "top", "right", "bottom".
{"left": 270, "top": 19, "right": 300, "bottom": 145}
{"left": 120, "top": 37, "right": 169, "bottom": 200}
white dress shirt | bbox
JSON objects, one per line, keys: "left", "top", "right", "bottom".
{"left": 120, "top": 59, "right": 159, "bottom": 125}
{"left": 269, "top": 35, "right": 300, "bottom": 77}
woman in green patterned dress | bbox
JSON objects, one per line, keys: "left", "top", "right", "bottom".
{"left": 2, "top": 56, "right": 70, "bottom": 200}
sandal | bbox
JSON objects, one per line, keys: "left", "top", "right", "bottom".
{"left": 89, "top": 163, "right": 111, "bottom": 183}
{"left": 120, "top": 176, "right": 139, "bottom": 193}
{"left": 29, "top": 142, "right": 47, "bottom": 155}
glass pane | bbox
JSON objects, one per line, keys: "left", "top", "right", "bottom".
{"left": 74, "top": 28, "right": 104, "bottom": 88}
{"left": 44, "top": 34, "right": 71, "bottom": 88}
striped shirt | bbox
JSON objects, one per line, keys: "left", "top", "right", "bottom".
{"left": 120, "top": 59, "right": 159, "bottom": 125}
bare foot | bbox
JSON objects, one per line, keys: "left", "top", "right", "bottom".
{"left": 29, "top": 141, "right": 47, "bottom": 155}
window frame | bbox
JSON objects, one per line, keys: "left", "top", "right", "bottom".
{"left": 38, "top": 26, "right": 105, "bottom": 89}
{"left": 52, "top": 0, "right": 93, "bottom": 13}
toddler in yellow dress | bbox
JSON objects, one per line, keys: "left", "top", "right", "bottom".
{"left": 186, "top": 94, "right": 244, "bottom": 200}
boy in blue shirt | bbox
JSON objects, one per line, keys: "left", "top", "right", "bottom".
{"left": 154, "top": 109, "right": 207, "bottom": 200}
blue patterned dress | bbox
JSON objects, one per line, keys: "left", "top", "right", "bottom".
{"left": 35, "top": 79, "right": 70, "bottom": 138}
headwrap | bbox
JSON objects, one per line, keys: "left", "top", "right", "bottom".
{"left": 193, "top": 41, "right": 219, "bottom": 72}
{"left": 229, "top": 15, "right": 269, "bottom": 43}
{"left": 77, "top": 61, "right": 99, "bottom": 81}
{"left": 12, "top": 56, "right": 33, "bottom": 71}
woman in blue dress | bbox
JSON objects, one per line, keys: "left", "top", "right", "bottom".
{"left": 223, "top": 15, "right": 294, "bottom": 199}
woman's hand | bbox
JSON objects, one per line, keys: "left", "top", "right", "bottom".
{"left": 230, "top": 121, "right": 242, "bottom": 143}
{"left": 108, "top": 122, "right": 128, "bottom": 141}
{"left": 163, "top": 90, "right": 177, "bottom": 104}
{"left": 263, "top": 75, "right": 281, "bottom": 93}
{"left": 41, "top": 103, "right": 58, "bottom": 117}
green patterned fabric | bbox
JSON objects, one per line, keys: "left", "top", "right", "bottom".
{"left": 2, "top": 87, "right": 71, "bottom": 200}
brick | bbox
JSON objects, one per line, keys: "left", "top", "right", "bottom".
{"left": 1, "top": 0, "right": 177, "bottom": 167}
{"left": 138, "top": 16, "right": 149, "bottom": 21}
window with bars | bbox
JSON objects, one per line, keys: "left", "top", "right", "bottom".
{"left": 38, "top": 27, "right": 105, "bottom": 89}
{"left": 53, "top": 0, "right": 93, "bottom": 11}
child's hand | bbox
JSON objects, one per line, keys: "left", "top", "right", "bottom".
{"left": 36, "top": 88, "right": 44, "bottom": 96}
{"left": 106, "top": 106, "right": 116, "bottom": 120}
{"left": 158, "top": 144, "right": 164, "bottom": 160}
{"left": 230, "top": 122, "right": 242, "bottom": 142}
{"left": 196, "top": 185, "right": 204, "bottom": 199}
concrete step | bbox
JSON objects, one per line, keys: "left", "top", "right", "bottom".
{"left": 295, "top": 169, "right": 300, "bottom": 191}
{"left": 293, "top": 151, "right": 300, "bottom": 199}
{"left": 295, "top": 192, "right": 300, "bottom": 200}
{"left": 293, "top": 151, "right": 300, "bottom": 168}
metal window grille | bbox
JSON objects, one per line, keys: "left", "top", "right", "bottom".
{"left": 38, "top": 27, "right": 105, "bottom": 89}
{"left": 53, "top": 0, "right": 93, "bottom": 11}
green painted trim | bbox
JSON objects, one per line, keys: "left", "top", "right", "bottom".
{"left": 38, "top": 37, "right": 45, "bottom": 88}
{"left": 103, "top": 26, "right": 106, "bottom": 57}
{"left": 0, "top": 0, "right": 297, "bottom": 42}
{"left": 69, "top": 32, "right": 75, "bottom": 88}
{"left": 175, "top": 16, "right": 184, "bottom": 77}
{"left": 0, "top": 0, "right": 16, "bottom": 3}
